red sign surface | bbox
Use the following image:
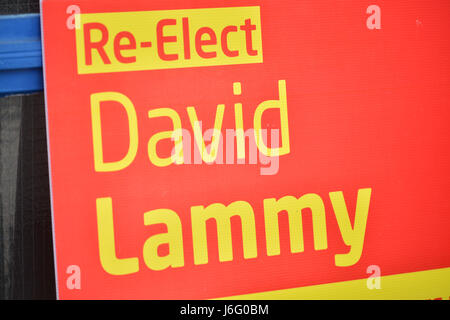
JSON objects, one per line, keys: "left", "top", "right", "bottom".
{"left": 41, "top": 0, "right": 450, "bottom": 299}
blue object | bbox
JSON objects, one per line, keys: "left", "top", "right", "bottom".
{"left": 0, "top": 14, "right": 43, "bottom": 96}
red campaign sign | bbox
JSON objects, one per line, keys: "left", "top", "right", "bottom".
{"left": 41, "top": 0, "right": 450, "bottom": 299}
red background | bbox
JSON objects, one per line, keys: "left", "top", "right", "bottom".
{"left": 42, "top": 0, "right": 450, "bottom": 299}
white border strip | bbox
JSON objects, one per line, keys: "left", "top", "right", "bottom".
{"left": 39, "top": 0, "right": 60, "bottom": 300}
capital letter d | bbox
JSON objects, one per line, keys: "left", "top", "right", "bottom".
{"left": 91, "top": 92, "right": 138, "bottom": 172}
